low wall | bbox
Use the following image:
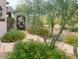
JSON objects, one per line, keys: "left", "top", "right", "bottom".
{"left": 0, "top": 21, "right": 7, "bottom": 38}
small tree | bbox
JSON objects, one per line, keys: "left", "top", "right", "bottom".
{"left": 16, "top": 0, "right": 78, "bottom": 58}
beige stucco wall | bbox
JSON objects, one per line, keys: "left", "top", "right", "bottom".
{"left": 0, "top": 22, "right": 7, "bottom": 37}
{"left": 0, "top": 0, "right": 7, "bottom": 37}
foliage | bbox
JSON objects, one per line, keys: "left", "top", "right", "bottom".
{"left": 64, "top": 35, "right": 78, "bottom": 47}
{"left": 1, "top": 29, "right": 25, "bottom": 42}
{"left": 7, "top": 16, "right": 15, "bottom": 31}
{"left": 65, "top": 16, "right": 78, "bottom": 32}
{"left": 71, "top": 27, "right": 78, "bottom": 32}
{"left": 7, "top": 17, "right": 15, "bottom": 24}
{"left": 27, "top": 28, "right": 51, "bottom": 38}
{"left": 7, "top": 41, "right": 74, "bottom": 59}
{"left": 31, "top": 18, "right": 44, "bottom": 29}
{"left": 7, "top": 17, "right": 15, "bottom": 25}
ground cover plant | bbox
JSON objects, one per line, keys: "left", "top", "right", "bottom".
{"left": 27, "top": 28, "right": 51, "bottom": 38}
{"left": 1, "top": 29, "right": 25, "bottom": 42}
{"left": 64, "top": 35, "right": 78, "bottom": 47}
{"left": 7, "top": 41, "right": 74, "bottom": 59}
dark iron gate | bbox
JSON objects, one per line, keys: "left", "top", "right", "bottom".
{"left": 16, "top": 15, "right": 26, "bottom": 30}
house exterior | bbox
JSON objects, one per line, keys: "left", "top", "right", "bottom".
{"left": 0, "top": 0, "right": 12, "bottom": 37}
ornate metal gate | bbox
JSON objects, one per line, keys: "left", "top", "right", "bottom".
{"left": 16, "top": 15, "right": 26, "bottom": 30}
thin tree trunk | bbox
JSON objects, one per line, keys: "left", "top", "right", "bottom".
{"left": 51, "top": 24, "right": 65, "bottom": 48}
{"left": 50, "top": 23, "right": 65, "bottom": 48}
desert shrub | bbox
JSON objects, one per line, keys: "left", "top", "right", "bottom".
{"left": 7, "top": 41, "right": 74, "bottom": 59}
{"left": 65, "top": 25, "right": 78, "bottom": 32}
{"left": 27, "top": 28, "right": 51, "bottom": 38}
{"left": 1, "top": 29, "right": 25, "bottom": 42}
{"left": 71, "top": 27, "right": 78, "bottom": 32}
{"left": 7, "top": 17, "right": 15, "bottom": 24}
{"left": 7, "top": 17, "right": 15, "bottom": 31}
{"left": 64, "top": 35, "right": 78, "bottom": 47}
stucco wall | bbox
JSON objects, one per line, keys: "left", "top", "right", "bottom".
{"left": 0, "top": 22, "right": 7, "bottom": 37}
{"left": 0, "top": 0, "right": 7, "bottom": 37}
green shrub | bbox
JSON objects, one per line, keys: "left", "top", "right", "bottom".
{"left": 64, "top": 35, "right": 78, "bottom": 47}
{"left": 71, "top": 27, "right": 78, "bottom": 32}
{"left": 7, "top": 41, "right": 74, "bottom": 59}
{"left": 1, "top": 29, "right": 25, "bottom": 42}
{"left": 27, "top": 28, "right": 51, "bottom": 38}
{"left": 7, "top": 17, "right": 15, "bottom": 31}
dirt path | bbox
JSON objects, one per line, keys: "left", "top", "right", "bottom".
{"left": 0, "top": 43, "right": 14, "bottom": 59}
